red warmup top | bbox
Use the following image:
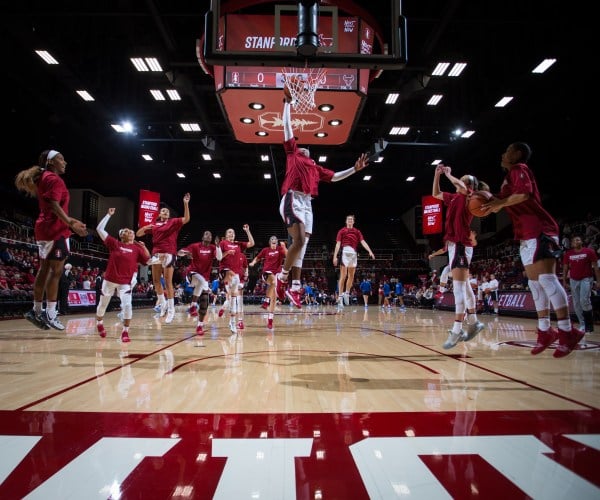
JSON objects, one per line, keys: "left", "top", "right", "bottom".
{"left": 498, "top": 163, "right": 558, "bottom": 240}
{"left": 147, "top": 218, "right": 183, "bottom": 254}
{"left": 280, "top": 137, "right": 334, "bottom": 196}
{"left": 180, "top": 243, "right": 217, "bottom": 280}
{"left": 35, "top": 170, "right": 71, "bottom": 241}
{"left": 103, "top": 236, "right": 148, "bottom": 285}
{"left": 336, "top": 227, "right": 364, "bottom": 250}
{"left": 254, "top": 245, "right": 286, "bottom": 274}
{"left": 219, "top": 240, "right": 248, "bottom": 274}
{"left": 442, "top": 192, "right": 473, "bottom": 246}
{"left": 563, "top": 247, "right": 598, "bottom": 280}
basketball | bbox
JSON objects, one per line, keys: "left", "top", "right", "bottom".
{"left": 468, "top": 190, "right": 493, "bottom": 217}
{"left": 283, "top": 84, "right": 292, "bottom": 102}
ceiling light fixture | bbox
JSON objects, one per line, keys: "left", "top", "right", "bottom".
{"left": 35, "top": 50, "right": 58, "bottom": 64}
{"left": 150, "top": 90, "right": 165, "bottom": 101}
{"left": 427, "top": 94, "right": 443, "bottom": 106}
{"left": 385, "top": 93, "right": 399, "bottom": 104}
{"left": 431, "top": 62, "right": 450, "bottom": 76}
{"left": 180, "top": 123, "right": 201, "bottom": 131}
{"left": 532, "top": 58, "right": 556, "bottom": 73}
{"left": 76, "top": 90, "right": 94, "bottom": 101}
{"left": 495, "top": 96, "right": 513, "bottom": 107}
{"left": 448, "top": 62, "right": 467, "bottom": 77}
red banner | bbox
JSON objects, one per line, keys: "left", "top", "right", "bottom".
{"left": 422, "top": 195, "right": 443, "bottom": 235}
{"left": 138, "top": 190, "right": 160, "bottom": 228}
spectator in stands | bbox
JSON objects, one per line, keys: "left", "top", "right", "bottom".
{"left": 488, "top": 273, "right": 500, "bottom": 314}
{"left": 584, "top": 222, "right": 600, "bottom": 247}
{"left": 0, "top": 246, "right": 14, "bottom": 265}
{"left": 382, "top": 280, "right": 392, "bottom": 309}
{"left": 249, "top": 236, "right": 286, "bottom": 329}
{"left": 432, "top": 164, "right": 485, "bottom": 349}
{"left": 481, "top": 142, "right": 583, "bottom": 357}
{"left": 359, "top": 277, "right": 372, "bottom": 307}
{"left": 332, "top": 214, "right": 375, "bottom": 309}
{"left": 15, "top": 149, "right": 87, "bottom": 330}
{"left": 275, "top": 95, "right": 370, "bottom": 309}
{"left": 178, "top": 230, "right": 219, "bottom": 336}
{"left": 394, "top": 280, "right": 406, "bottom": 311}
{"left": 95, "top": 208, "right": 149, "bottom": 342}
{"left": 136, "top": 193, "right": 190, "bottom": 324}
{"left": 58, "top": 263, "right": 72, "bottom": 315}
{"left": 562, "top": 235, "right": 600, "bottom": 333}
{"left": 94, "top": 272, "right": 103, "bottom": 307}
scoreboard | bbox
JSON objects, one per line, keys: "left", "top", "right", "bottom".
{"left": 225, "top": 66, "right": 359, "bottom": 91}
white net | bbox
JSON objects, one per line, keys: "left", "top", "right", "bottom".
{"left": 281, "top": 67, "right": 327, "bottom": 113}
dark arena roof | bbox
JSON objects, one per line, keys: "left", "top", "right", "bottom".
{"left": 2, "top": 1, "right": 582, "bottom": 242}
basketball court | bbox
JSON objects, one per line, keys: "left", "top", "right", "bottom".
{"left": 0, "top": 304, "right": 598, "bottom": 498}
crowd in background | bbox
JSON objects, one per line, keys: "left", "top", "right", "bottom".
{"left": 1, "top": 210, "right": 599, "bottom": 318}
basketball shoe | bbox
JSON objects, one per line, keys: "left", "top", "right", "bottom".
{"left": 188, "top": 304, "right": 198, "bottom": 317}
{"left": 196, "top": 324, "right": 204, "bottom": 336}
{"left": 531, "top": 327, "right": 558, "bottom": 355}
{"left": 25, "top": 309, "right": 50, "bottom": 330}
{"left": 443, "top": 329, "right": 464, "bottom": 349}
{"left": 463, "top": 321, "right": 485, "bottom": 342}
{"left": 286, "top": 289, "right": 302, "bottom": 309}
{"left": 553, "top": 327, "right": 584, "bottom": 358}
{"left": 121, "top": 331, "right": 131, "bottom": 343}
{"left": 97, "top": 323, "right": 107, "bottom": 338}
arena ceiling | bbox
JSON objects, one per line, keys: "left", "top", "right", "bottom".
{"left": 2, "top": 1, "right": 579, "bottom": 230}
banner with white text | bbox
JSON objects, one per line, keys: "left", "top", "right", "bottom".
{"left": 138, "top": 190, "right": 160, "bottom": 228}
{"left": 422, "top": 195, "right": 442, "bottom": 235}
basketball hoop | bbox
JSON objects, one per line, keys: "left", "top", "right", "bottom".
{"left": 281, "top": 67, "right": 327, "bottom": 113}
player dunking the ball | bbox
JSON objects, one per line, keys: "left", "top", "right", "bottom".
{"left": 275, "top": 86, "right": 370, "bottom": 308}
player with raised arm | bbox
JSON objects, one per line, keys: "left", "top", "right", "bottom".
{"left": 95, "top": 208, "right": 150, "bottom": 342}
{"left": 275, "top": 92, "right": 370, "bottom": 308}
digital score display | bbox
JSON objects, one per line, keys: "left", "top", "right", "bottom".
{"left": 225, "top": 66, "right": 358, "bottom": 91}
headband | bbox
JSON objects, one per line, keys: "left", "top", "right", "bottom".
{"left": 47, "top": 150, "right": 60, "bottom": 161}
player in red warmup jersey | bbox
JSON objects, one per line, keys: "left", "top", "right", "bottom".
{"left": 137, "top": 193, "right": 190, "bottom": 324}
{"left": 276, "top": 96, "right": 370, "bottom": 308}
{"left": 332, "top": 214, "right": 375, "bottom": 309}
{"left": 217, "top": 225, "right": 255, "bottom": 335}
{"left": 95, "top": 208, "right": 150, "bottom": 342}
{"left": 250, "top": 236, "right": 287, "bottom": 329}
{"left": 178, "top": 230, "right": 219, "bottom": 336}
{"left": 481, "top": 142, "right": 584, "bottom": 357}
{"left": 15, "top": 149, "right": 88, "bottom": 331}
{"left": 432, "top": 165, "right": 485, "bottom": 349}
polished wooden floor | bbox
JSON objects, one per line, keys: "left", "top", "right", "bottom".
{"left": 1, "top": 303, "right": 599, "bottom": 498}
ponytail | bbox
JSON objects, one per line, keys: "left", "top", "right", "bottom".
{"left": 15, "top": 166, "right": 44, "bottom": 197}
